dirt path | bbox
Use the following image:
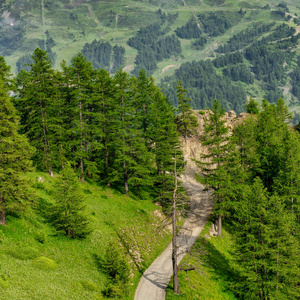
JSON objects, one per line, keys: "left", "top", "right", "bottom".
{"left": 134, "top": 174, "right": 213, "bottom": 300}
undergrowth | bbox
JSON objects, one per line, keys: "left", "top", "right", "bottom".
{"left": 166, "top": 222, "right": 237, "bottom": 300}
{"left": 0, "top": 172, "right": 171, "bottom": 299}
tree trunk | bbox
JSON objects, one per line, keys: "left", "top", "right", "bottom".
{"left": 124, "top": 171, "right": 129, "bottom": 195}
{"left": 218, "top": 215, "right": 222, "bottom": 237}
{"left": 0, "top": 197, "right": 6, "bottom": 226}
{"left": 172, "top": 152, "right": 180, "bottom": 294}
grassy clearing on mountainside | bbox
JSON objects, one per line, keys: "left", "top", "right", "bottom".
{"left": 166, "top": 222, "right": 237, "bottom": 300}
{"left": 0, "top": 172, "right": 171, "bottom": 299}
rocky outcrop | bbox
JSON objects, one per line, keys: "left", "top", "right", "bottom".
{"left": 180, "top": 110, "right": 249, "bottom": 175}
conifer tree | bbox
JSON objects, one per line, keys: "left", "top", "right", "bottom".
{"left": 245, "top": 97, "right": 260, "bottom": 114}
{"left": 0, "top": 79, "right": 34, "bottom": 225}
{"left": 67, "top": 53, "right": 95, "bottom": 181}
{"left": 175, "top": 80, "right": 198, "bottom": 139}
{"left": 15, "top": 48, "right": 56, "bottom": 176}
{"left": 91, "top": 68, "right": 116, "bottom": 185}
{"left": 133, "top": 69, "right": 157, "bottom": 142}
{"left": 47, "top": 163, "right": 90, "bottom": 238}
{"left": 112, "top": 70, "right": 153, "bottom": 195}
{"left": 149, "top": 91, "right": 183, "bottom": 201}
{"left": 233, "top": 178, "right": 300, "bottom": 299}
{"left": 196, "top": 99, "right": 231, "bottom": 236}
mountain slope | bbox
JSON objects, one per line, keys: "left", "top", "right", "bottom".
{"left": 2, "top": 0, "right": 300, "bottom": 115}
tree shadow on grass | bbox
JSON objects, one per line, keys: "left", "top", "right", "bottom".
{"left": 194, "top": 236, "right": 239, "bottom": 295}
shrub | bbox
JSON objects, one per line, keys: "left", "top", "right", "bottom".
{"left": 35, "top": 231, "right": 47, "bottom": 244}
{"left": 7, "top": 247, "right": 39, "bottom": 260}
{"left": 80, "top": 280, "right": 98, "bottom": 291}
{"left": 32, "top": 257, "right": 58, "bottom": 271}
{"left": 96, "top": 241, "right": 130, "bottom": 298}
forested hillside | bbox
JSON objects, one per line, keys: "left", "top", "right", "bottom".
{"left": 1, "top": 47, "right": 300, "bottom": 298}
{"left": 1, "top": 0, "right": 300, "bottom": 117}
{"left": 0, "top": 52, "right": 184, "bottom": 298}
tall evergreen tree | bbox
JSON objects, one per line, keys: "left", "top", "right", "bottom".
{"left": 0, "top": 79, "right": 34, "bottom": 225}
{"left": 67, "top": 53, "right": 95, "bottom": 181}
{"left": 149, "top": 91, "right": 184, "bottom": 203}
{"left": 175, "top": 80, "right": 198, "bottom": 139}
{"left": 15, "top": 48, "right": 56, "bottom": 175}
{"left": 112, "top": 70, "right": 153, "bottom": 196}
{"left": 196, "top": 99, "right": 231, "bottom": 236}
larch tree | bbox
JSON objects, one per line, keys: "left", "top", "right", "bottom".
{"left": 67, "top": 53, "right": 95, "bottom": 181}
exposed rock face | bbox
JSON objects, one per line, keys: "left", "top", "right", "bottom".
{"left": 180, "top": 110, "right": 249, "bottom": 175}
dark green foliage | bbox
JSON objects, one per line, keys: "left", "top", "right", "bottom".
{"left": 0, "top": 23, "right": 25, "bottom": 56}
{"left": 244, "top": 45, "right": 292, "bottom": 103}
{"left": 291, "top": 56, "right": 300, "bottom": 98}
{"left": 81, "top": 39, "right": 112, "bottom": 70}
{"left": 217, "top": 22, "right": 274, "bottom": 53}
{"left": 132, "top": 34, "right": 181, "bottom": 75}
{"left": 46, "top": 164, "right": 90, "bottom": 238}
{"left": 233, "top": 179, "right": 300, "bottom": 299}
{"left": 175, "top": 80, "right": 198, "bottom": 138}
{"left": 97, "top": 241, "right": 130, "bottom": 298}
{"left": 0, "top": 74, "right": 34, "bottom": 225}
{"left": 196, "top": 100, "right": 233, "bottom": 236}
{"left": 128, "top": 23, "right": 181, "bottom": 75}
{"left": 222, "top": 64, "right": 254, "bottom": 84}
{"left": 253, "top": 23, "right": 296, "bottom": 47}
{"left": 15, "top": 48, "right": 56, "bottom": 174}
{"left": 111, "top": 45, "right": 126, "bottom": 74}
{"left": 160, "top": 59, "right": 247, "bottom": 113}
{"left": 245, "top": 97, "right": 260, "bottom": 114}
{"left": 175, "top": 18, "right": 202, "bottom": 39}
{"left": 148, "top": 91, "right": 184, "bottom": 205}
{"left": 16, "top": 54, "right": 32, "bottom": 73}
{"left": 197, "top": 11, "right": 244, "bottom": 37}
{"left": 213, "top": 52, "right": 244, "bottom": 68}
{"left": 192, "top": 37, "right": 207, "bottom": 50}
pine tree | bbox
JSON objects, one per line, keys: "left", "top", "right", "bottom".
{"left": 175, "top": 80, "right": 198, "bottom": 139}
{"left": 233, "top": 178, "right": 300, "bottom": 299}
{"left": 0, "top": 79, "right": 34, "bottom": 225}
{"left": 245, "top": 97, "right": 260, "bottom": 114}
{"left": 67, "top": 53, "right": 95, "bottom": 181}
{"left": 148, "top": 91, "right": 184, "bottom": 202}
{"left": 15, "top": 48, "right": 56, "bottom": 176}
{"left": 47, "top": 163, "right": 90, "bottom": 238}
{"left": 112, "top": 70, "right": 153, "bottom": 196}
{"left": 196, "top": 99, "right": 231, "bottom": 236}
{"left": 91, "top": 68, "right": 116, "bottom": 185}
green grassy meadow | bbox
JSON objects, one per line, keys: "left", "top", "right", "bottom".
{"left": 0, "top": 172, "right": 171, "bottom": 299}
{"left": 166, "top": 222, "right": 237, "bottom": 300}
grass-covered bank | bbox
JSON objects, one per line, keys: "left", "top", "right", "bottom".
{"left": 166, "top": 222, "right": 237, "bottom": 300}
{"left": 0, "top": 172, "right": 171, "bottom": 299}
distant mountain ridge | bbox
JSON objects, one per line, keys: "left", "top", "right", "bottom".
{"left": 2, "top": 0, "right": 300, "bottom": 117}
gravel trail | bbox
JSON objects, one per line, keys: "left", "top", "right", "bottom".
{"left": 134, "top": 174, "right": 213, "bottom": 300}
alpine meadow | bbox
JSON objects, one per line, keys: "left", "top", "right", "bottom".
{"left": 1, "top": 0, "right": 300, "bottom": 299}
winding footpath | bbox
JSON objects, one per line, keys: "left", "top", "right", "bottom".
{"left": 134, "top": 174, "right": 213, "bottom": 300}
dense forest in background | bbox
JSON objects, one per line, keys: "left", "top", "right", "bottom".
{"left": 2, "top": 0, "right": 300, "bottom": 120}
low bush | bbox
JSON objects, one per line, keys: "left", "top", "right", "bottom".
{"left": 7, "top": 247, "right": 39, "bottom": 260}
{"left": 32, "top": 257, "right": 58, "bottom": 271}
